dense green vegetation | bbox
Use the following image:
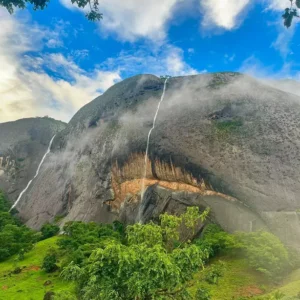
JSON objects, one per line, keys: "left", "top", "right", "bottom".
{"left": 0, "top": 191, "right": 38, "bottom": 261}
{"left": 0, "top": 190, "right": 299, "bottom": 299}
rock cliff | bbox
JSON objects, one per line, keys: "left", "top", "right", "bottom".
{"left": 11, "top": 73, "right": 300, "bottom": 249}
{"left": 0, "top": 117, "right": 66, "bottom": 202}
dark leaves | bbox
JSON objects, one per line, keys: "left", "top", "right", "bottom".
{"left": 0, "top": 0, "right": 102, "bottom": 21}
{"left": 86, "top": 10, "right": 103, "bottom": 21}
{"left": 283, "top": 0, "right": 300, "bottom": 28}
{"left": 283, "top": 8, "right": 299, "bottom": 28}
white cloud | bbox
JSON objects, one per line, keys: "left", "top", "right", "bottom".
{"left": 103, "top": 45, "right": 199, "bottom": 76}
{"left": 265, "top": 0, "right": 289, "bottom": 11}
{"left": 200, "top": 0, "right": 251, "bottom": 30}
{"left": 239, "top": 56, "right": 275, "bottom": 78}
{"left": 239, "top": 55, "right": 300, "bottom": 80}
{"left": 60, "top": 0, "right": 183, "bottom": 42}
{"left": 271, "top": 24, "right": 296, "bottom": 58}
{"left": 46, "top": 38, "right": 64, "bottom": 48}
{"left": 0, "top": 10, "right": 120, "bottom": 123}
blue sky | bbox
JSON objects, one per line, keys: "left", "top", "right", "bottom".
{"left": 0, "top": 0, "right": 299, "bottom": 122}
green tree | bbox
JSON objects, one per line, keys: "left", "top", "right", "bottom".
{"left": 61, "top": 207, "right": 210, "bottom": 299}
{"left": 42, "top": 252, "right": 58, "bottom": 273}
{"left": 0, "top": 190, "right": 38, "bottom": 261}
{"left": 194, "top": 224, "right": 239, "bottom": 259}
{"left": 40, "top": 223, "right": 60, "bottom": 240}
{"left": 58, "top": 221, "right": 122, "bottom": 268}
{"left": 0, "top": 0, "right": 102, "bottom": 21}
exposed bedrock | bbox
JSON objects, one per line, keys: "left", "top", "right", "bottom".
{"left": 14, "top": 73, "right": 300, "bottom": 249}
{"left": 0, "top": 117, "right": 66, "bottom": 202}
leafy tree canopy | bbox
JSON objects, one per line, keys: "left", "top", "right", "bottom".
{"left": 61, "top": 207, "right": 210, "bottom": 300}
{"left": 0, "top": 0, "right": 102, "bottom": 21}
{"left": 0, "top": 190, "right": 38, "bottom": 261}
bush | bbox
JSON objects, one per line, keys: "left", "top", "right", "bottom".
{"left": 41, "top": 223, "right": 60, "bottom": 240}
{"left": 236, "top": 231, "right": 289, "bottom": 279}
{"left": 204, "top": 262, "right": 225, "bottom": 285}
{"left": 195, "top": 287, "right": 211, "bottom": 300}
{"left": 42, "top": 253, "right": 58, "bottom": 273}
{"left": 60, "top": 208, "right": 210, "bottom": 300}
{"left": 0, "top": 190, "right": 37, "bottom": 261}
{"left": 194, "top": 224, "right": 238, "bottom": 258}
{"left": 0, "top": 224, "right": 38, "bottom": 261}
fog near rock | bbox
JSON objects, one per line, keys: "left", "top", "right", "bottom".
{"left": 14, "top": 73, "right": 300, "bottom": 249}
{"left": 263, "top": 79, "right": 300, "bottom": 99}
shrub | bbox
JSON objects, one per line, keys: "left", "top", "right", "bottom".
{"left": 41, "top": 223, "right": 60, "bottom": 240}
{"left": 236, "top": 231, "right": 289, "bottom": 279}
{"left": 60, "top": 207, "right": 210, "bottom": 300}
{"left": 42, "top": 253, "right": 58, "bottom": 273}
{"left": 204, "top": 262, "right": 225, "bottom": 285}
{"left": 195, "top": 287, "right": 211, "bottom": 300}
{"left": 194, "top": 224, "right": 238, "bottom": 258}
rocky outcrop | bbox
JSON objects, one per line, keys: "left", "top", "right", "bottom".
{"left": 13, "top": 73, "right": 300, "bottom": 249}
{"left": 0, "top": 117, "right": 66, "bottom": 202}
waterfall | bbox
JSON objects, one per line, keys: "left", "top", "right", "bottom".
{"left": 141, "top": 77, "right": 169, "bottom": 200}
{"left": 10, "top": 135, "right": 56, "bottom": 211}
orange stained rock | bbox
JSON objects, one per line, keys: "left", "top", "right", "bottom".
{"left": 109, "top": 153, "right": 238, "bottom": 212}
{"left": 109, "top": 176, "right": 238, "bottom": 212}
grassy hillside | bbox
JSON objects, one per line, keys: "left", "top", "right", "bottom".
{"left": 0, "top": 236, "right": 74, "bottom": 300}
{"left": 0, "top": 203, "right": 299, "bottom": 300}
{"left": 189, "top": 255, "right": 300, "bottom": 300}
{"left": 190, "top": 256, "right": 271, "bottom": 299}
{"left": 0, "top": 236, "right": 299, "bottom": 299}
{"left": 269, "top": 268, "right": 300, "bottom": 299}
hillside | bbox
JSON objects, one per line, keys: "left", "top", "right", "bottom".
{"left": 0, "top": 237, "right": 74, "bottom": 300}
{"left": 0, "top": 236, "right": 299, "bottom": 300}
{"left": 0, "top": 117, "right": 66, "bottom": 204}
{"left": 9, "top": 73, "right": 300, "bottom": 249}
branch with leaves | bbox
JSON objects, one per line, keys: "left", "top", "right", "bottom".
{"left": 0, "top": 0, "right": 102, "bottom": 21}
{"left": 283, "top": 0, "right": 300, "bottom": 28}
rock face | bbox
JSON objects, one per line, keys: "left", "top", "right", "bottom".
{"left": 0, "top": 117, "right": 66, "bottom": 203}
{"left": 13, "top": 73, "right": 300, "bottom": 249}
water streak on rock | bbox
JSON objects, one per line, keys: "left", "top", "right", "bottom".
{"left": 10, "top": 135, "right": 56, "bottom": 211}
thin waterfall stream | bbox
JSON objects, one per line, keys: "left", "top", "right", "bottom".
{"left": 140, "top": 77, "right": 169, "bottom": 202}
{"left": 10, "top": 135, "right": 56, "bottom": 211}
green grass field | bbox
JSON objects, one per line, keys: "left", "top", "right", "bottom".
{"left": 268, "top": 268, "right": 300, "bottom": 299}
{"left": 189, "top": 256, "right": 272, "bottom": 299}
{"left": 0, "top": 236, "right": 74, "bottom": 300}
{"left": 190, "top": 255, "right": 300, "bottom": 300}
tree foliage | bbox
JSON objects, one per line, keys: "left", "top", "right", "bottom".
{"left": 61, "top": 207, "right": 210, "bottom": 299}
{"left": 0, "top": 190, "right": 38, "bottom": 261}
{"left": 58, "top": 221, "right": 122, "bottom": 266}
{"left": 42, "top": 252, "right": 58, "bottom": 273}
{"left": 0, "top": 0, "right": 102, "bottom": 21}
{"left": 41, "top": 223, "right": 60, "bottom": 240}
{"left": 235, "top": 231, "right": 290, "bottom": 279}
{"left": 195, "top": 224, "right": 292, "bottom": 280}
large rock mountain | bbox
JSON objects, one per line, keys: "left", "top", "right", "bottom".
{"left": 10, "top": 73, "right": 300, "bottom": 249}
{"left": 0, "top": 117, "right": 66, "bottom": 202}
